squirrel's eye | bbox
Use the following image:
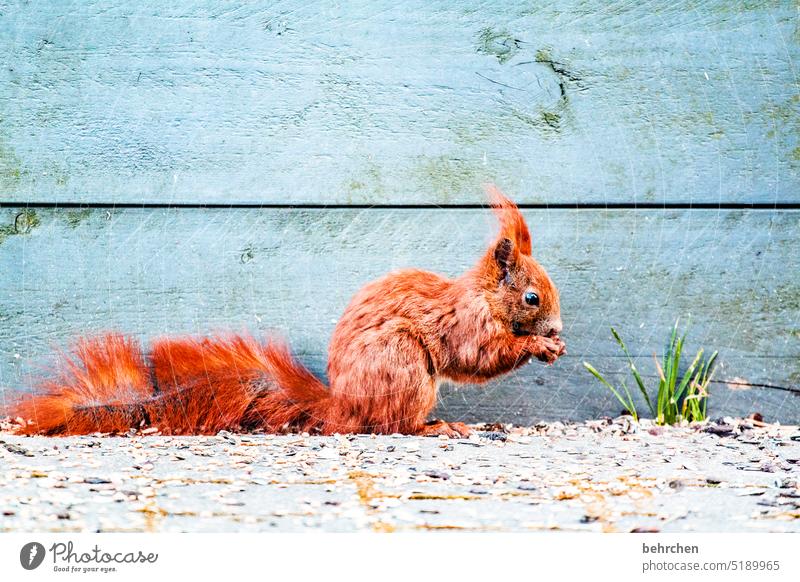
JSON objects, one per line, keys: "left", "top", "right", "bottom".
{"left": 524, "top": 291, "right": 539, "bottom": 307}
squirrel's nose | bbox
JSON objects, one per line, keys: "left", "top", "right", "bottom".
{"left": 547, "top": 318, "right": 563, "bottom": 337}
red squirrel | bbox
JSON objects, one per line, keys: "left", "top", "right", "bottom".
{"left": 11, "top": 186, "right": 565, "bottom": 437}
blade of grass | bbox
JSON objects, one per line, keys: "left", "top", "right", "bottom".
{"left": 583, "top": 362, "right": 638, "bottom": 420}
{"left": 654, "top": 353, "right": 667, "bottom": 425}
{"left": 684, "top": 347, "right": 717, "bottom": 422}
{"left": 685, "top": 385, "right": 702, "bottom": 421}
{"left": 619, "top": 379, "right": 639, "bottom": 422}
{"left": 683, "top": 367, "right": 705, "bottom": 421}
{"left": 698, "top": 351, "right": 718, "bottom": 420}
{"left": 661, "top": 323, "right": 680, "bottom": 424}
{"left": 701, "top": 352, "right": 719, "bottom": 385}
{"left": 667, "top": 328, "right": 687, "bottom": 423}
{"left": 675, "top": 349, "right": 703, "bottom": 403}
{"left": 611, "top": 327, "right": 654, "bottom": 416}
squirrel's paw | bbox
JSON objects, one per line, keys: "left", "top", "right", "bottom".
{"left": 531, "top": 335, "right": 566, "bottom": 365}
{"left": 419, "top": 420, "right": 471, "bottom": 438}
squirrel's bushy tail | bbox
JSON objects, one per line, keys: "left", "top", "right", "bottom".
{"left": 11, "top": 333, "right": 330, "bottom": 436}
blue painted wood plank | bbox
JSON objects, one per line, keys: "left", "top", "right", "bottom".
{"left": 0, "top": 207, "right": 797, "bottom": 422}
{"left": 0, "top": 0, "right": 797, "bottom": 204}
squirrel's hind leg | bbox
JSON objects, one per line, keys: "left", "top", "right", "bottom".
{"left": 326, "top": 332, "right": 439, "bottom": 435}
{"left": 419, "top": 419, "right": 471, "bottom": 438}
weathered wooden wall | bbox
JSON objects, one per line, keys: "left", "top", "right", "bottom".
{"left": 1, "top": 1, "right": 798, "bottom": 423}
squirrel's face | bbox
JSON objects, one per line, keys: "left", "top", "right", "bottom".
{"left": 488, "top": 237, "right": 563, "bottom": 339}
{"left": 480, "top": 186, "right": 563, "bottom": 340}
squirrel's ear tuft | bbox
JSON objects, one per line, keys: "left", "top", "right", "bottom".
{"left": 485, "top": 184, "right": 532, "bottom": 256}
{"left": 494, "top": 237, "right": 516, "bottom": 271}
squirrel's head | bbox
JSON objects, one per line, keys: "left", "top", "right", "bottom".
{"left": 476, "top": 186, "right": 563, "bottom": 339}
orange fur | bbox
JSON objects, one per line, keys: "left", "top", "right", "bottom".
{"left": 486, "top": 183, "right": 532, "bottom": 256}
{"left": 11, "top": 187, "right": 564, "bottom": 437}
{"left": 13, "top": 335, "right": 152, "bottom": 435}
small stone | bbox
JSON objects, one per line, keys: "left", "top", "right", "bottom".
{"left": 704, "top": 424, "right": 735, "bottom": 437}
{"left": 580, "top": 515, "right": 599, "bottom": 523}
{"left": 424, "top": 470, "right": 450, "bottom": 480}
{"left": 4, "top": 443, "right": 34, "bottom": 457}
{"left": 737, "top": 489, "right": 766, "bottom": 496}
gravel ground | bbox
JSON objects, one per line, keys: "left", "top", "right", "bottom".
{"left": 1, "top": 417, "right": 798, "bottom": 533}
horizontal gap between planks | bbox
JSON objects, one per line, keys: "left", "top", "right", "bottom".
{"left": 1, "top": 202, "right": 800, "bottom": 210}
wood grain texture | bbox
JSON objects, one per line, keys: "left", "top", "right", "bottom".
{"left": 1, "top": 207, "right": 797, "bottom": 422}
{"left": 0, "top": 0, "right": 797, "bottom": 205}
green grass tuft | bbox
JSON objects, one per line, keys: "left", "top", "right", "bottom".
{"left": 583, "top": 320, "right": 718, "bottom": 425}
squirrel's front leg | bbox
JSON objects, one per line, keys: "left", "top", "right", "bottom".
{"left": 494, "top": 333, "right": 565, "bottom": 369}
{"left": 449, "top": 333, "right": 565, "bottom": 382}
{"left": 523, "top": 334, "right": 566, "bottom": 365}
